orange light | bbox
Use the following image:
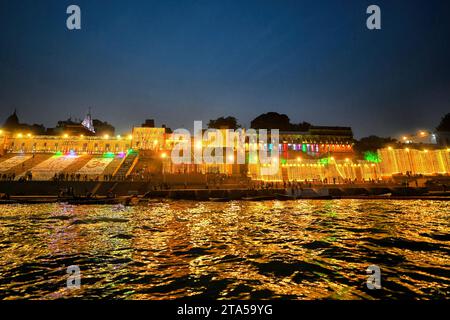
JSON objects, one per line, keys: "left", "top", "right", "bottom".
{"left": 160, "top": 152, "right": 167, "bottom": 159}
{"left": 63, "top": 134, "right": 68, "bottom": 138}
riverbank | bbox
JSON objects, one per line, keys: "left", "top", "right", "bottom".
{"left": 0, "top": 181, "right": 449, "bottom": 203}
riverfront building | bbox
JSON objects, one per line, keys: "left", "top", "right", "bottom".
{"left": 0, "top": 111, "right": 449, "bottom": 183}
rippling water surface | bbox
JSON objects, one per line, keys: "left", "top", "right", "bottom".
{"left": 0, "top": 200, "right": 448, "bottom": 300}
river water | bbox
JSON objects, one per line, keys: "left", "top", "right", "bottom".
{"left": 0, "top": 200, "right": 448, "bottom": 300}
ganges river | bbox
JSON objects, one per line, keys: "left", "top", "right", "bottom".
{"left": 0, "top": 200, "right": 448, "bottom": 300}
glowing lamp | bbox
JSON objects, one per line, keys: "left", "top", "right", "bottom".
{"left": 160, "top": 152, "right": 167, "bottom": 159}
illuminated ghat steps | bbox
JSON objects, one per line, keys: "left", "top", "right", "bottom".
{"left": 102, "top": 156, "right": 125, "bottom": 176}
{"left": 23, "top": 155, "right": 81, "bottom": 180}
{"left": 1, "top": 154, "right": 52, "bottom": 176}
{"left": 113, "top": 152, "right": 138, "bottom": 179}
{"left": 0, "top": 154, "right": 31, "bottom": 173}
{"left": 63, "top": 155, "right": 93, "bottom": 173}
{"left": 252, "top": 148, "right": 449, "bottom": 182}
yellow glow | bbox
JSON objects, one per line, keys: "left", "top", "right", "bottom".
{"left": 153, "top": 139, "right": 158, "bottom": 144}
{"left": 103, "top": 134, "right": 109, "bottom": 139}
{"left": 402, "top": 136, "right": 407, "bottom": 140}
{"left": 80, "top": 134, "right": 84, "bottom": 138}
{"left": 296, "top": 157, "right": 302, "bottom": 162}
{"left": 116, "top": 135, "right": 121, "bottom": 139}
{"left": 160, "top": 152, "right": 167, "bottom": 159}
{"left": 330, "top": 156, "right": 335, "bottom": 160}
{"left": 228, "top": 155, "right": 234, "bottom": 162}
{"left": 388, "top": 146, "right": 392, "bottom": 150}
{"left": 195, "top": 141, "right": 202, "bottom": 149}
{"left": 345, "top": 158, "right": 349, "bottom": 162}
{"left": 420, "top": 131, "right": 426, "bottom": 136}
{"left": 128, "top": 135, "right": 133, "bottom": 140}
{"left": 405, "top": 148, "right": 409, "bottom": 152}
{"left": 424, "top": 149, "right": 428, "bottom": 153}
{"left": 447, "top": 148, "right": 450, "bottom": 152}
{"left": 63, "top": 134, "right": 68, "bottom": 138}
{"left": 0, "top": 130, "right": 3, "bottom": 135}
{"left": 27, "top": 133, "right": 32, "bottom": 138}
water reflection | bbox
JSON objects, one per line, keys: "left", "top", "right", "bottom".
{"left": 0, "top": 200, "right": 448, "bottom": 299}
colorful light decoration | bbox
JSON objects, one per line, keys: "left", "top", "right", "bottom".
{"left": 364, "top": 151, "right": 381, "bottom": 163}
{"left": 103, "top": 152, "right": 115, "bottom": 158}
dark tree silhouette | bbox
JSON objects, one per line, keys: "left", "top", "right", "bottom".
{"left": 207, "top": 116, "right": 240, "bottom": 130}
{"left": 436, "top": 113, "right": 450, "bottom": 132}
{"left": 354, "top": 135, "right": 398, "bottom": 154}
{"left": 251, "top": 112, "right": 291, "bottom": 130}
{"left": 250, "top": 112, "right": 311, "bottom": 131}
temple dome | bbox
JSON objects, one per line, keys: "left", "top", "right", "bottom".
{"left": 4, "top": 110, "right": 20, "bottom": 128}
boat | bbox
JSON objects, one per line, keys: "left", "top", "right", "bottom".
{"left": 242, "top": 195, "right": 276, "bottom": 201}
{"left": 275, "top": 193, "right": 298, "bottom": 200}
{"left": 0, "top": 199, "right": 17, "bottom": 204}
{"left": 299, "top": 195, "right": 333, "bottom": 200}
{"left": 63, "top": 197, "right": 122, "bottom": 205}
{"left": 209, "top": 197, "right": 232, "bottom": 202}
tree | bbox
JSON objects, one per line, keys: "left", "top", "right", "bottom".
{"left": 290, "top": 121, "right": 312, "bottom": 132}
{"left": 436, "top": 113, "right": 450, "bottom": 132}
{"left": 207, "top": 116, "right": 240, "bottom": 130}
{"left": 354, "top": 135, "right": 397, "bottom": 154}
{"left": 250, "top": 112, "right": 311, "bottom": 131}
{"left": 251, "top": 112, "right": 291, "bottom": 130}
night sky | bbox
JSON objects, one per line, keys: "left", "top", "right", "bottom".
{"left": 0, "top": 0, "right": 449, "bottom": 138}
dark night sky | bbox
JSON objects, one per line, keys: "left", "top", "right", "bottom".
{"left": 0, "top": 0, "right": 449, "bottom": 138}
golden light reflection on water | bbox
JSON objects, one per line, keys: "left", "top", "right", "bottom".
{"left": 0, "top": 200, "right": 448, "bottom": 300}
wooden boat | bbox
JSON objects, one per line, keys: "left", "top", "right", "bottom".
{"left": 242, "top": 195, "right": 276, "bottom": 201}
{"left": 275, "top": 193, "right": 298, "bottom": 200}
{"left": 209, "top": 197, "right": 232, "bottom": 202}
{"left": 0, "top": 199, "right": 17, "bottom": 204}
{"left": 299, "top": 195, "right": 333, "bottom": 200}
{"left": 64, "top": 197, "right": 122, "bottom": 205}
